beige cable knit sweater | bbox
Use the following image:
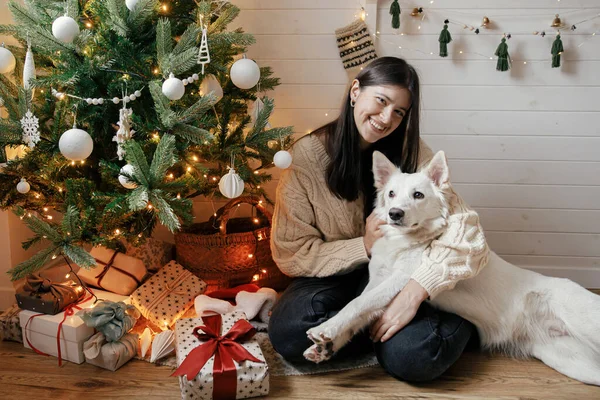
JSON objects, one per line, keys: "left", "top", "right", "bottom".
{"left": 270, "top": 133, "right": 490, "bottom": 299}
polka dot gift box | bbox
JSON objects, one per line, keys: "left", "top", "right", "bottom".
{"left": 173, "top": 311, "right": 269, "bottom": 400}
{"left": 129, "top": 261, "right": 207, "bottom": 330}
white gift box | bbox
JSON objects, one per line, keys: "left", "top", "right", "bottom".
{"left": 175, "top": 311, "right": 269, "bottom": 400}
{"left": 19, "top": 290, "right": 129, "bottom": 364}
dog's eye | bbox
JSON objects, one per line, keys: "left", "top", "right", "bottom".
{"left": 388, "top": 190, "right": 395, "bottom": 198}
{"left": 413, "top": 191, "right": 424, "bottom": 199}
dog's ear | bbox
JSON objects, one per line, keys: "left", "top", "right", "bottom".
{"left": 424, "top": 151, "right": 449, "bottom": 187}
{"left": 372, "top": 151, "right": 397, "bottom": 189}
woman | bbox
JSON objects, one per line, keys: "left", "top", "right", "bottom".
{"left": 268, "top": 57, "right": 489, "bottom": 382}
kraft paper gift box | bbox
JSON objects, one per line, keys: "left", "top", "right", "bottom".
{"left": 83, "top": 332, "right": 139, "bottom": 371}
{"left": 77, "top": 246, "right": 147, "bottom": 296}
{"left": 173, "top": 311, "right": 269, "bottom": 400}
{"left": 19, "top": 290, "right": 129, "bottom": 365}
{"left": 124, "top": 237, "right": 175, "bottom": 272}
{"left": 0, "top": 304, "right": 23, "bottom": 343}
{"left": 129, "top": 260, "right": 207, "bottom": 330}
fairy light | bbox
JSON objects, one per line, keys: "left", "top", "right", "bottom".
{"left": 203, "top": 174, "right": 208, "bottom": 178}
{"left": 187, "top": 166, "right": 192, "bottom": 172}
{"left": 115, "top": 229, "right": 121, "bottom": 235}
{"left": 65, "top": 273, "right": 71, "bottom": 279}
{"left": 212, "top": 177, "right": 217, "bottom": 181}
{"left": 58, "top": 188, "right": 63, "bottom": 192}
{"left": 176, "top": 194, "right": 181, "bottom": 199}
{"left": 43, "top": 207, "right": 48, "bottom": 212}
{"left": 85, "top": 21, "right": 92, "bottom": 28}
{"left": 167, "top": 173, "right": 174, "bottom": 179}
{"left": 261, "top": 269, "right": 267, "bottom": 274}
{"left": 192, "top": 155, "right": 199, "bottom": 162}
{"left": 258, "top": 200, "right": 263, "bottom": 204}
{"left": 46, "top": 215, "right": 53, "bottom": 220}
{"left": 253, "top": 218, "right": 259, "bottom": 224}
{"left": 51, "top": 254, "right": 57, "bottom": 260}
{"left": 71, "top": 161, "right": 75, "bottom": 166}
{"left": 253, "top": 170, "right": 259, "bottom": 175}
{"left": 80, "top": 160, "right": 85, "bottom": 165}
{"left": 35, "top": 194, "right": 40, "bottom": 199}
{"left": 161, "top": 3, "right": 168, "bottom": 12}
{"left": 252, "top": 274, "right": 259, "bottom": 281}
{"left": 147, "top": 204, "right": 153, "bottom": 210}
{"left": 257, "top": 185, "right": 261, "bottom": 189}
{"left": 153, "top": 133, "right": 159, "bottom": 139}
{"left": 248, "top": 254, "right": 254, "bottom": 258}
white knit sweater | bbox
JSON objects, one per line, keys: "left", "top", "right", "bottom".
{"left": 270, "top": 134, "right": 490, "bottom": 299}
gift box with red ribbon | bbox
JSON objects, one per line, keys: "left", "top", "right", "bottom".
{"left": 15, "top": 274, "right": 85, "bottom": 315}
{"left": 19, "top": 290, "right": 129, "bottom": 365}
{"left": 173, "top": 311, "right": 269, "bottom": 400}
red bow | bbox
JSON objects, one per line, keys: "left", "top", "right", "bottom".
{"left": 172, "top": 314, "right": 263, "bottom": 400}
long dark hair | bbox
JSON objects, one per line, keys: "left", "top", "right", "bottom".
{"left": 320, "top": 57, "right": 421, "bottom": 217}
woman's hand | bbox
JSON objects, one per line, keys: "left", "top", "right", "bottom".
{"left": 363, "top": 211, "right": 386, "bottom": 256}
{"left": 370, "top": 279, "right": 429, "bottom": 342}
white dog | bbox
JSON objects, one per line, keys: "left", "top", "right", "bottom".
{"left": 304, "top": 150, "right": 600, "bottom": 386}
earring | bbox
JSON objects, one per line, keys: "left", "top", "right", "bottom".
{"left": 350, "top": 99, "right": 356, "bottom": 107}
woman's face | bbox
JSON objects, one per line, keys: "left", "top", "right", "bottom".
{"left": 350, "top": 81, "right": 411, "bottom": 148}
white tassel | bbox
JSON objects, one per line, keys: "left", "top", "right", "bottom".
{"left": 23, "top": 44, "right": 36, "bottom": 91}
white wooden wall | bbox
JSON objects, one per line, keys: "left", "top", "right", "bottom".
{"left": 197, "top": 0, "right": 600, "bottom": 287}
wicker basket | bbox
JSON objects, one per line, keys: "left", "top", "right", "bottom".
{"left": 175, "top": 196, "right": 291, "bottom": 292}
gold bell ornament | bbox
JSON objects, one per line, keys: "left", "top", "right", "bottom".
{"left": 551, "top": 14, "right": 562, "bottom": 28}
{"left": 482, "top": 16, "right": 490, "bottom": 28}
{"left": 411, "top": 8, "right": 420, "bottom": 17}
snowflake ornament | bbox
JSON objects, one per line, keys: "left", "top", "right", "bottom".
{"left": 113, "top": 106, "right": 135, "bottom": 160}
{"left": 20, "top": 109, "right": 40, "bottom": 149}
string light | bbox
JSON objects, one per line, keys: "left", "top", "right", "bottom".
{"left": 187, "top": 166, "right": 192, "bottom": 172}
{"left": 43, "top": 207, "right": 48, "bottom": 212}
{"left": 167, "top": 173, "right": 174, "bottom": 179}
{"left": 46, "top": 215, "right": 53, "bottom": 220}
{"left": 65, "top": 273, "right": 71, "bottom": 279}
{"left": 35, "top": 194, "right": 40, "bottom": 199}
{"left": 192, "top": 155, "right": 199, "bottom": 162}
{"left": 161, "top": 3, "right": 168, "bottom": 12}
{"left": 153, "top": 68, "right": 160, "bottom": 75}
{"left": 115, "top": 229, "right": 121, "bottom": 235}
{"left": 252, "top": 274, "right": 259, "bottom": 281}
{"left": 147, "top": 204, "right": 153, "bottom": 210}
{"left": 51, "top": 254, "right": 57, "bottom": 259}
{"left": 176, "top": 193, "right": 181, "bottom": 199}
{"left": 253, "top": 218, "right": 259, "bottom": 224}
{"left": 71, "top": 161, "right": 75, "bottom": 166}
{"left": 248, "top": 254, "right": 254, "bottom": 258}
{"left": 85, "top": 21, "right": 92, "bottom": 28}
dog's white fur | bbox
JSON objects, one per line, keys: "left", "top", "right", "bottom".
{"left": 304, "top": 151, "right": 600, "bottom": 386}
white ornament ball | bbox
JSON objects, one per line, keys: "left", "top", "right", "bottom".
{"left": 92, "top": 99, "right": 99, "bottom": 105}
{"left": 134, "top": 90, "right": 141, "bottom": 97}
{"left": 129, "top": 94, "right": 136, "bottom": 101}
{"left": 192, "top": 74, "right": 199, "bottom": 81}
{"left": 59, "top": 127, "right": 94, "bottom": 161}
{"left": 86, "top": 98, "right": 93, "bottom": 104}
{"left": 162, "top": 73, "right": 185, "bottom": 101}
{"left": 125, "top": 0, "right": 140, "bottom": 11}
{"left": 112, "top": 97, "right": 120, "bottom": 104}
{"left": 118, "top": 164, "right": 138, "bottom": 189}
{"left": 199, "top": 74, "right": 223, "bottom": 102}
{"left": 182, "top": 79, "right": 189, "bottom": 86}
{"left": 16, "top": 178, "right": 30, "bottom": 194}
{"left": 0, "top": 45, "right": 16, "bottom": 74}
{"left": 98, "top": 98, "right": 104, "bottom": 104}
{"left": 230, "top": 58, "right": 260, "bottom": 90}
{"left": 52, "top": 16, "right": 80, "bottom": 44}
{"left": 218, "top": 168, "right": 244, "bottom": 199}
{"left": 274, "top": 150, "right": 293, "bottom": 169}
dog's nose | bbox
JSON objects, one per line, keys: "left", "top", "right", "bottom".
{"left": 388, "top": 208, "right": 405, "bottom": 221}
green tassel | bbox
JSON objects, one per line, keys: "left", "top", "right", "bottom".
{"left": 551, "top": 34, "right": 564, "bottom": 68}
{"left": 438, "top": 24, "right": 452, "bottom": 57}
{"left": 390, "top": 0, "right": 401, "bottom": 29}
{"left": 495, "top": 38, "right": 510, "bottom": 71}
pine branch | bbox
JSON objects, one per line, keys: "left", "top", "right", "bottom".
{"left": 156, "top": 18, "right": 173, "bottom": 73}
{"left": 173, "top": 24, "right": 202, "bottom": 56}
{"left": 106, "top": 0, "right": 130, "bottom": 37}
{"left": 128, "top": 186, "right": 149, "bottom": 210}
{"left": 149, "top": 134, "right": 178, "bottom": 186}
{"left": 8, "top": 245, "right": 59, "bottom": 280}
{"left": 171, "top": 123, "right": 213, "bottom": 145}
{"left": 149, "top": 192, "right": 180, "bottom": 231}
{"left": 149, "top": 80, "right": 177, "bottom": 128}
{"left": 171, "top": 47, "right": 199, "bottom": 75}
{"left": 62, "top": 244, "right": 96, "bottom": 269}
{"left": 127, "top": 0, "right": 158, "bottom": 30}
{"left": 123, "top": 140, "right": 151, "bottom": 186}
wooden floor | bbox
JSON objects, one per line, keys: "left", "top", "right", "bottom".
{"left": 1, "top": 340, "right": 599, "bottom": 400}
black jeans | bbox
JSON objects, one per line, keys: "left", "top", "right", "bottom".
{"left": 268, "top": 266, "right": 477, "bottom": 382}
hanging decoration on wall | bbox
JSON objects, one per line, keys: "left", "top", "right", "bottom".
{"left": 481, "top": 16, "right": 490, "bottom": 28}
{"left": 439, "top": 20, "right": 452, "bottom": 57}
{"left": 495, "top": 36, "right": 511, "bottom": 72}
{"left": 390, "top": 0, "right": 401, "bottom": 30}
{"left": 551, "top": 33, "right": 564, "bottom": 68}
{"left": 0, "top": 43, "right": 16, "bottom": 74}
{"left": 410, "top": 8, "right": 423, "bottom": 17}
{"left": 197, "top": 25, "right": 210, "bottom": 74}
{"left": 551, "top": 14, "right": 562, "bottom": 28}
{"left": 16, "top": 178, "right": 30, "bottom": 194}
{"left": 20, "top": 109, "right": 41, "bottom": 149}
{"left": 335, "top": 18, "right": 378, "bottom": 80}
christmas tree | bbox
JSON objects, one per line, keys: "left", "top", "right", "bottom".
{"left": 0, "top": 0, "right": 293, "bottom": 280}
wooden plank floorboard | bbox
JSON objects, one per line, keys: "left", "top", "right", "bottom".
{"left": 1, "top": 341, "right": 599, "bottom": 400}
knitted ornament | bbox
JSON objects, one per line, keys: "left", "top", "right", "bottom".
{"left": 551, "top": 34, "right": 564, "bottom": 68}
{"left": 335, "top": 19, "right": 378, "bottom": 80}
{"left": 495, "top": 37, "right": 511, "bottom": 72}
{"left": 439, "top": 23, "right": 452, "bottom": 57}
{"left": 390, "top": 0, "right": 401, "bottom": 29}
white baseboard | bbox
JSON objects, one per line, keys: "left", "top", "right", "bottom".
{"left": 523, "top": 266, "right": 600, "bottom": 289}
{"left": 0, "top": 286, "right": 15, "bottom": 310}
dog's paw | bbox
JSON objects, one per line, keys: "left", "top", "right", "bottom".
{"left": 303, "top": 332, "right": 335, "bottom": 363}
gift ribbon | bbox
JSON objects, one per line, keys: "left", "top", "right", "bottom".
{"left": 23, "top": 293, "right": 93, "bottom": 367}
{"left": 22, "top": 274, "right": 80, "bottom": 309}
{"left": 141, "top": 267, "right": 192, "bottom": 325}
{"left": 94, "top": 250, "right": 142, "bottom": 290}
{"left": 171, "top": 314, "right": 263, "bottom": 400}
